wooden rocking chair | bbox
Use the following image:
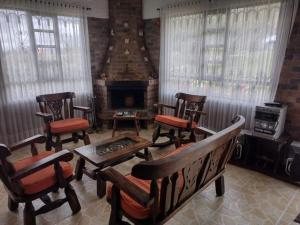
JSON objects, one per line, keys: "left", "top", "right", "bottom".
{"left": 36, "top": 92, "right": 91, "bottom": 152}
{"left": 152, "top": 92, "right": 206, "bottom": 147}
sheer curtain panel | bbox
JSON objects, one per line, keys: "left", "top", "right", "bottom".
{"left": 160, "top": 0, "right": 298, "bottom": 131}
{"left": 0, "top": 1, "right": 92, "bottom": 144}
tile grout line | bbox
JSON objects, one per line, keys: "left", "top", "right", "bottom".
{"left": 275, "top": 189, "right": 298, "bottom": 225}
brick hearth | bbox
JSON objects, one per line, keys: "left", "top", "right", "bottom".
{"left": 94, "top": 0, "right": 159, "bottom": 127}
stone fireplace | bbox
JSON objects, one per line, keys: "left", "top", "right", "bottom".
{"left": 94, "top": 0, "right": 158, "bottom": 126}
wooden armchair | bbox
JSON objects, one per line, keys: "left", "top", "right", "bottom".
{"left": 152, "top": 92, "right": 206, "bottom": 147}
{"left": 36, "top": 92, "right": 91, "bottom": 151}
{"left": 0, "top": 135, "right": 81, "bottom": 225}
{"left": 100, "top": 116, "right": 245, "bottom": 225}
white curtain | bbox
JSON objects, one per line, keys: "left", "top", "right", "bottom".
{"left": 0, "top": 1, "right": 92, "bottom": 145}
{"left": 160, "top": 0, "right": 298, "bottom": 131}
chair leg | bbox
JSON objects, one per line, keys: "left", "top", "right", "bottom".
{"left": 83, "top": 131, "right": 90, "bottom": 145}
{"left": 8, "top": 197, "right": 18, "bottom": 211}
{"left": 65, "top": 184, "right": 81, "bottom": 214}
{"left": 152, "top": 125, "right": 161, "bottom": 143}
{"left": 46, "top": 132, "right": 52, "bottom": 151}
{"left": 215, "top": 175, "right": 225, "bottom": 197}
{"left": 55, "top": 135, "right": 62, "bottom": 152}
{"left": 109, "top": 186, "right": 123, "bottom": 225}
{"left": 24, "top": 202, "right": 36, "bottom": 225}
{"left": 72, "top": 133, "right": 79, "bottom": 143}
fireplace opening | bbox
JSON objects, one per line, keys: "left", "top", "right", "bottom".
{"left": 110, "top": 89, "right": 145, "bottom": 109}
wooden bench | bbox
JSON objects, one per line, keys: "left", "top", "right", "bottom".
{"left": 100, "top": 115, "right": 245, "bottom": 225}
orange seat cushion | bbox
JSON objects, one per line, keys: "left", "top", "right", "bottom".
{"left": 50, "top": 118, "right": 89, "bottom": 134}
{"left": 107, "top": 144, "right": 191, "bottom": 220}
{"left": 155, "top": 115, "right": 197, "bottom": 129}
{"left": 13, "top": 151, "right": 73, "bottom": 195}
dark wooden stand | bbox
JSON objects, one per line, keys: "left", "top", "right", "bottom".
{"left": 230, "top": 132, "right": 298, "bottom": 185}
{"left": 74, "top": 133, "right": 152, "bottom": 198}
{"left": 112, "top": 112, "right": 140, "bottom": 137}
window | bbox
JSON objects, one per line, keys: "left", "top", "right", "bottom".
{"left": 166, "top": 2, "right": 282, "bottom": 102}
{"left": 31, "top": 15, "right": 60, "bottom": 80}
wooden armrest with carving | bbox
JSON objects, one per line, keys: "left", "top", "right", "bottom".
{"left": 36, "top": 112, "right": 53, "bottom": 123}
{"left": 73, "top": 106, "right": 91, "bottom": 119}
{"left": 12, "top": 150, "right": 73, "bottom": 181}
{"left": 10, "top": 135, "right": 46, "bottom": 152}
{"left": 73, "top": 106, "right": 92, "bottom": 112}
{"left": 99, "top": 167, "right": 153, "bottom": 208}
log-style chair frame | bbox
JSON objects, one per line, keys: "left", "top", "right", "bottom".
{"left": 0, "top": 135, "right": 81, "bottom": 225}
{"left": 101, "top": 116, "right": 245, "bottom": 225}
{"left": 152, "top": 92, "right": 206, "bottom": 147}
{"left": 36, "top": 92, "right": 91, "bottom": 151}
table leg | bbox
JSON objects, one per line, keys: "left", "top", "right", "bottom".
{"left": 75, "top": 158, "right": 85, "bottom": 181}
{"left": 144, "top": 147, "right": 152, "bottom": 161}
{"left": 112, "top": 119, "right": 117, "bottom": 137}
{"left": 135, "top": 119, "right": 140, "bottom": 136}
{"left": 97, "top": 173, "right": 106, "bottom": 198}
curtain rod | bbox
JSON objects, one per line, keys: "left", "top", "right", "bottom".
{"left": 27, "top": 0, "right": 91, "bottom": 11}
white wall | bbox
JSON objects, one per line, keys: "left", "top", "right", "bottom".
{"left": 143, "top": 0, "right": 161, "bottom": 19}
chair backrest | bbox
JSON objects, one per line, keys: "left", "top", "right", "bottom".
{"left": 36, "top": 92, "right": 75, "bottom": 121}
{"left": 174, "top": 93, "right": 206, "bottom": 123}
{"left": 132, "top": 115, "right": 245, "bottom": 221}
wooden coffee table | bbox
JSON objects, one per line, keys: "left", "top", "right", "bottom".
{"left": 74, "top": 133, "right": 152, "bottom": 198}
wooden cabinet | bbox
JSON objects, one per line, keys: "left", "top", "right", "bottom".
{"left": 230, "top": 131, "right": 298, "bottom": 185}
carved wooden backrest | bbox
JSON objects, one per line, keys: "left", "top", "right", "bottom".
{"left": 174, "top": 93, "right": 206, "bottom": 123}
{"left": 132, "top": 116, "right": 245, "bottom": 220}
{"left": 36, "top": 92, "right": 75, "bottom": 121}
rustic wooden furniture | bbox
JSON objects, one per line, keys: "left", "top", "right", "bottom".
{"left": 152, "top": 92, "right": 206, "bottom": 147}
{"left": 0, "top": 135, "right": 81, "bottom": 225}
{"left": 36, "top": 92, "right": 91, "bottom": 151}
{"left": 112, "top": 112, "right": 140, "bottom": 137}
{"left": 230, "top": 132, "right": 295, "bottom": 184}
{"left": 74, "top": 133, "right": 152, "bottom": 198}
{"left": 100, "top": 115, "right": 245, "bottom": 225}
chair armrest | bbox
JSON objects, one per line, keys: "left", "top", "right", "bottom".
{"left": 12, "top": 150, "right": 73, "bottom": 181}
{"left": 10, "top": 135, "right": 46, "bottom": 151}
{"left": 185, "top": 109, "right": 207, "bottom": 116}
{"left": 154, "top": 103, "right": 176, "bottom": 110}
{"left": 154, "top": 103, "right": 176, "bottom": 114}
{"left": 73, "top": 106, "right": 92, "bottom": 113}
{"left": 36, "top": 112, "right": 53, "bottom": 122}
{"left": 194, "top": 126, "right": 217, "bottom": 137}
{"left": 99, "top": 167, "right": 153, "bottom": 208}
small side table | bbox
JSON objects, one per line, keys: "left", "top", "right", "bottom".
{"left": 112, "top": 112, "right": 140, "bottom": 137}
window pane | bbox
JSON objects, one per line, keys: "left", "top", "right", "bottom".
{"left": 32, "top": 16, "right": 53, "bottom": 30}
{"left": 34, "top": 31, "right": 55, "bottom": 46}
{"left": 36, "top": 47, "right": 59, "bottom": 78}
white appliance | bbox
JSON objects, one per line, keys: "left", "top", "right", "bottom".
{"left": 252, "top": 103, "right": 287, "bottom": 140}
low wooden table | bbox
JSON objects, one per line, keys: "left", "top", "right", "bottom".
{"left": 74, "top": 133, "right": 152, "bottom": 198}
{"left": 112, "top": 111, "right": 140, "bottom": 137}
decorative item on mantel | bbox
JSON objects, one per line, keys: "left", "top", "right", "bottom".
{"left": 123, "top": 21, "right": 129, "bottom": 28}
{"left": 110, "top": 29, "right": 115, "bottom": 36}
{"left": 109, "top": 46, "right": 113, "bottom": 51}
{"left": 141, "top": 46, "right": 145, "bottom": 51}
{"left": 138, "top": 29, "right": 143, "bottom": 36}
{"left": 124, "top": 49, "right": 130, "bottom": 55}
{"left": 106, "top": 58, "right": 111, "bottom": 64}
{"left": 124, "top": 38, "right": 129, "bottom": 44}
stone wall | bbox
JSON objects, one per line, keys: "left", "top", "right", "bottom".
{"left": 275, "top": 4, "right": 300, "bottom": 140}
{"left": 144, "top": 18, "right": 160, "bottom": 72}
{"left": 88, "top": 17, "right": 109, "bottom": 81}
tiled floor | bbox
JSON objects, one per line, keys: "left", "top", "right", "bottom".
{"left": 0, "top": 129, "right": 300, "bottom": 225}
